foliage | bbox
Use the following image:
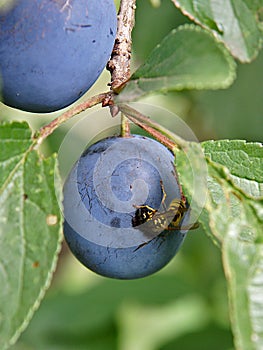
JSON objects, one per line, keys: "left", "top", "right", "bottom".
{"left": 0, "top": 122, "right": 63, "bottom": 349}
{"left": 117, "top": 24, "right": 236, "bottom": 102}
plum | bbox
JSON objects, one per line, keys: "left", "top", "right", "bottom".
{"left": 0, "top": 0, "right": 117, "bottom": 112}
{"left": 63, "top": 135, "right": 192, "bottom": 279}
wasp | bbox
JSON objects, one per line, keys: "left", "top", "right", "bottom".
{"left": 132, "top": 198, "right": 197, "bottom": 232}
{"left": 131, "top": 183, "right": 198, "bottom": 250}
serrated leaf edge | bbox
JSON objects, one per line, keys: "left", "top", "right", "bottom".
{"left": 171, "top": 0, "right": 263, "bottom": 62}
{"left": 205, "top": 155, "right": 263, "bottom": 202}
{"left": 136, "top": 23, "right": 237, "bottom": 86}
{"left": 7, "top": 155, "right": 63, "bottom": 349}
{"left": 0, "top": 122, "right": 63, "bottom": 349}
{"left": 118, "top": 24, "right": 237, "bottom": 103}
{"left": 202, "top": 139, "right": 263, "bottom": 153}
{"left": 202, "top": 139, "right": 263, "bottom": 198}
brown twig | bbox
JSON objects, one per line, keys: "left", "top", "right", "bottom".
{"left": 107, "top": 0, "right": 136, "bottom": 92}
{"left": 118, "top": 104, "right": 188, "bottom": 149}
{"left": 35, "top": 92, "right": 110, "bottom": 145}
{"left": 125, "top": 114, "right": 177, "bottom": 151}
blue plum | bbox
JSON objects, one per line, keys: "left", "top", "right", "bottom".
{"left": 63, "top": 135, "right": 191, "bottom": 279}
{"left": 0, "top": 0, "right": 117, "bottom": 112}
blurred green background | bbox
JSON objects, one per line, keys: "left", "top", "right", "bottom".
{"left": 1, "top": 0, "right": 262, "bottom": 349}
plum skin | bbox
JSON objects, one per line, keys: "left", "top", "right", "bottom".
{"left": 0, "top": 0, "right": 117, "bottom": 113}
{"left": 63, "top": 135, "right": 190, "bottom": 279}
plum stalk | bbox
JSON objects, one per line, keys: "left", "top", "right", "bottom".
{"left": 118, "top": 104, "right": 189, "bottom": 151}
{"left": 35, "top": 92, "right": 110, "bottom": 146}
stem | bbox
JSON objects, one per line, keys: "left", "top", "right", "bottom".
{"left": 121, "top": 113, "right": 131, "bottom": 137}
{"left": 35, "top": 92, "right": 109, "bottom": 146}
{"left": 118, "top": 104, "right": 189, "bottom": 149}
{"left": 107, "top": 0, "right": 136, "bottom": 91}
{"left": 126, "top": 114, "right": 177, "bottom": 151}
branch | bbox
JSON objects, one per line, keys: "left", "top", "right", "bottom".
{"left": 124, "top": 113, "right": 177, "bottom": 151}
{"left": 119, "top": 104, "right": 188, "bottom": 149}
{"left": 34, "top": 92, "right": 110, "bottom": 146}
{"left": 107, "top": 0, "right": 136, "bottom": 91}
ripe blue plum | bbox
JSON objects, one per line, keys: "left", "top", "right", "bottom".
{"left": 0, "top": 0, "right": 117, "bottom": 112}
{"left": 63, "top": 135, "right": 191, "bottom": 279}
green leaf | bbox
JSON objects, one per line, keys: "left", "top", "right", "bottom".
{"left": 223, "top": 226, "right": 263, "bottom": 350}
{"left": 117, "top": 25, "right": 236, "bottom": 103}
{"left": 206, "top": 161, "right": 263, "bottom": 350}
{"left": 0, "top": 121, "right": 63, "bottom": 349}
{"left": 0, "top": 122, "right": 32, "bottom": 188}
{"left": 171, "top": 0, "right": 263, "bottom": 62}
{"left": 174, "top": 141, "right": 263, "bottom": 349}
{"left": 202, "top": 140, "right": 263, "bottom": 198}
{"left": 204, "top": 157, "right": 262, "bottom": 244}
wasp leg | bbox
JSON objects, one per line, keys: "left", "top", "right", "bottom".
{"left": 133, "top": 204, "right": 156, "bottom": 211}
{"left": 168, "top": 222, "right": 199, "bottom": 231}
